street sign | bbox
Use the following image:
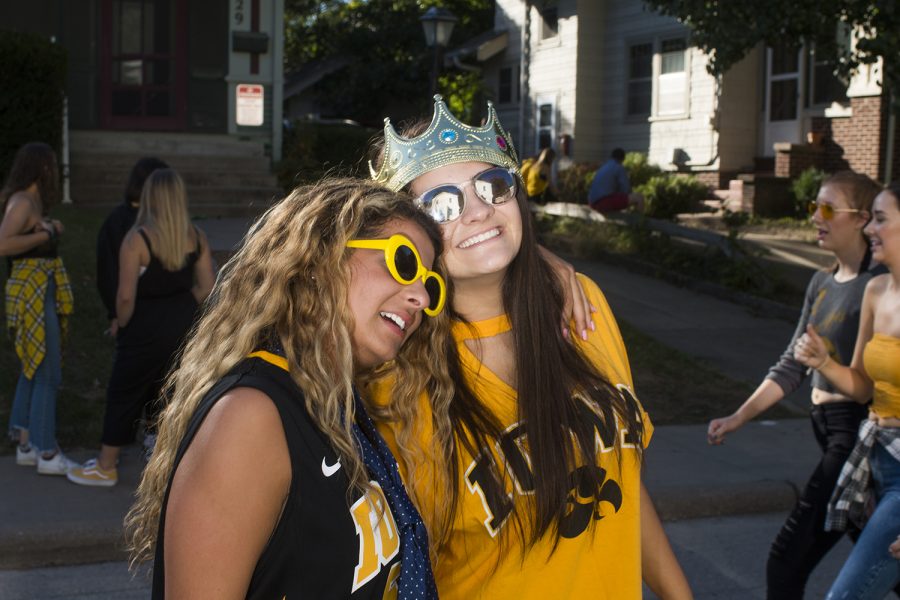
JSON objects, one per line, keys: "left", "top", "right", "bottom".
{"left": 236, "top": 83, "right": 264, "bottom": 126}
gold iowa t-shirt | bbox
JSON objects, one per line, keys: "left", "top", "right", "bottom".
{"left": 371, "top": 275, "right": 653, "bottom": 599}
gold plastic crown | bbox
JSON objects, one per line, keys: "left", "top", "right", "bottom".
{"left": 370, "top": 95, "right": 519, "bottom": 192}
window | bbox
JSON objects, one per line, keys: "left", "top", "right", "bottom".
{"left": 627, "top": 37, "right": 689, "bottom": 120}
{"left": 657, "top": 38, "right": 687, "bottom": 116}
{"left": 808, "top": 43, "right": 848, "bottom": 106}
{"left": 769, "top": 43, "right": 799, "bottom": 121}
{"left": 539, "top": 6, "right": 558, "bottom": 40}
{"left": 498, "top": 65, "right": 520, "bottom": 104}
{"left": 627, "top": 43, "right": 652, "bottom": 118}
{"left": 535, "top": 96, "right": 556, "bottom": 154}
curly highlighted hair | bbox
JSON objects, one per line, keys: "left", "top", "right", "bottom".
{"left": 125, "top": 177, "right": 455, "bottom": 567}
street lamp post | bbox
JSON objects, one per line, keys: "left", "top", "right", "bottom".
{"left": 420, "top": 7, "right": 457, "bottom": 95}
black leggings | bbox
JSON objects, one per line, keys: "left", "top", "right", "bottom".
{"left": 766, "top": 401, "right": 866, "bottom": 600}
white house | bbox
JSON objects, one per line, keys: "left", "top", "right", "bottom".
{"left": 471, "top": 0, "right": 897, "bottom": 192}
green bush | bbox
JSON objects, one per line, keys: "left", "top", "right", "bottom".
{"left": 276, "top": 120, "right": 377, "bottom": 191}
{"left": 556, "top": 162, "right": 598, "bottom": 204}
{"left": 638, "top": 174, "right": 709, "bottom": 220}
{"left": 790, "top": 167, "right": 825, "bottom": 217}
{"left": 623, "top": 152, "right": 663, "bottom": 188}
{"left": 0, "top": 30, "right": 68, "bottom": 180}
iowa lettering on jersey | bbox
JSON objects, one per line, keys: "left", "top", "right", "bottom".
{"left": 349, "top": 482, "right": 401, "bottom": 593}
{"left": 465, "top": 384, "right": 641, "bottom": 538}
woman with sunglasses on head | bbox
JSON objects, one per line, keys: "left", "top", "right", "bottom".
{"left": 124, "top": 179, "right": 447, "bottom": 599}
{"left": 708, "top": 171, "right": 885, "bottom": 599}
{"left": 366, "top": 96, "right": 690, "bottom": 599}
{"left": 794, "top": 182, "right": 900, "bottom": 599}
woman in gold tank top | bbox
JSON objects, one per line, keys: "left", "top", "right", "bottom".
{"left": 795, "top": 182, "right": 900, "bottom": 598}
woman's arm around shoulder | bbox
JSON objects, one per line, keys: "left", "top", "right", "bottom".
{"left": 191, "top": 227, "right": 216, "bottom": 304}
{"left": 164, "top": 386, "right": 291, "bottom": 599}
{"left": 537, "top": 247, "right": 596, "bottom": 340}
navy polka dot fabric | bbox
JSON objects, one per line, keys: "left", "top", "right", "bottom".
{"left": 353, "top": 391, "right": 439, "bottom": 599}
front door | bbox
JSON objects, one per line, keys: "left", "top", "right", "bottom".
{"left": 762, "top": 43, "right": 803, "bottom": 156}
{"left": 100, "top": 0, "right": 187, "bottom": 130}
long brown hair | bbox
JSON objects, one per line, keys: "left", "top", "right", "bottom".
{"left": 1, "top": 142, "right": 59, "bottom": 212}
{"left": 371, "top": 122, "right": 645, "bottom": 551}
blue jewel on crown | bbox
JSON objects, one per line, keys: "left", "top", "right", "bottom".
{"left": 439, "top": 129, "right": 458, "bottom": 144}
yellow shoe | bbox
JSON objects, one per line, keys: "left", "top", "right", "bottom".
{"left": 66, "top": 458, "right": 118, "bottom": 487}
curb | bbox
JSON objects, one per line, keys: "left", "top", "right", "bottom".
{"left": 0, "top": 526, "right": 127, "bottom": 570}
{"left": 650, "top": 480, "right": 799, "bottom": 522}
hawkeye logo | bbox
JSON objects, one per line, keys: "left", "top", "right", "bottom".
{"left": 465, "top": 385, "right": 640, "bottom": 538}
{"left": 349, "top": 482, "right": 400, "bottom": 593}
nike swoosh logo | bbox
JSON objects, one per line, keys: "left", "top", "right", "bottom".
{"left": 321, "top": 457, "right": 341, "bottom": 477}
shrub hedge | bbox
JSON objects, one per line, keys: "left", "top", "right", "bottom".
{"left": 623, "top": 151, "right": 663, "bottom": 188}
{"left": 556, "top": 162, "right": 598, "bottom": 204}
{"left": 0, "top": 30, "right": 67, "bottom": 179}
{"left": 790, "top": 167, "right": 825, "bottom": 217}
{"left": 638, "top": 174, "right": 709, "bottom": 220}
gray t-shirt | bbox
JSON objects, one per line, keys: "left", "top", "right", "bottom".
{"left": 766, "top": 262, "right": 887, "bottom": 396}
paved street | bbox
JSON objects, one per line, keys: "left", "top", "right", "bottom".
{"left": 0, "top": 512, "right": 851, "bottom": 599}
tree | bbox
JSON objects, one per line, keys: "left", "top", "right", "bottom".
{"left": 284, "top": 0, "right": 493, "bottom": 126}
{"left": 642, "top": 0, "right": 900, "bottom": 106}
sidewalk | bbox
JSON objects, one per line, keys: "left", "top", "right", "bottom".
{"left": 0, "top": 217, "right": 826, "bottom": 569}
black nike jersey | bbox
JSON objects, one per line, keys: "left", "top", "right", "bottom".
{"left": 152, "top": 357, "right": 403, "bottom": 599}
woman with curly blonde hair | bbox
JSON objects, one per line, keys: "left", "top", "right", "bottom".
{"left": 125, "top": 178, "right": 452, "bottom": 599}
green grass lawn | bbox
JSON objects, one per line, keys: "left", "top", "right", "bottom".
{"left": 536, "top": 213, "right": 805, "bottom": 307}
{"left": 0, "top": 206, "right": 783, "bottom": 456}
{"left": 618, "top": 319, "right": 795, "bottom": 425}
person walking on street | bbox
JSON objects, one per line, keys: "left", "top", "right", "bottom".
{"left": 0, "top": 142, "right": 75, "bottom": 475}
{"left": 588, "top": 148, "right": 644, "bottom": 213}
{"left": 708, "top": 171, "right": 885, "bottom": 599}
{"left": 96, "top": 157, "right": 168, "bottom": 337}
{"left": 795, "top": 181, "right": 900, "bottom": 599}
{"left": 68, "top": 168, "right": 215, "bottom": 487}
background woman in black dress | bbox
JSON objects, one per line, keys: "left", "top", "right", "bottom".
{"left": 68, "top": 168, "right": 215, "bottom": 487}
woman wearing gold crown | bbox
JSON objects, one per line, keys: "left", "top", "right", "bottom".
{"left": 366, "top": 96, "right": 691, "bottom": 599}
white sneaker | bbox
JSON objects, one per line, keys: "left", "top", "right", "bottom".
{"left": 16, "top": 444, "right": 37, "bottom": 466}
{"left": 36, "top": 451, "right": 78, "bottom": 475}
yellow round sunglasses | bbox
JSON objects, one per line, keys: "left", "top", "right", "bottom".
{"left": 346, "top": 234, "right": 446, "bottom": 316}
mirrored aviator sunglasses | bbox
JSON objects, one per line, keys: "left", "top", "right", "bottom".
{"left": 415, "top": 167, "right": 518, "bottom": 225}
{"left": 808, "top": 201, "right": 861, "bottom": 220}
{"left": 346, "top": 234, "right": 446, "bottom": 317}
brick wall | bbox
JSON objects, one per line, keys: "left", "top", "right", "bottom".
{"left": 811, "top": 95, "right": 886, "bottom": 180}
{"left": 892, "top": 114, "right": 900, "bottom": 184}
{"left": 774, "top": 143, "right": 824, "bottom": 178}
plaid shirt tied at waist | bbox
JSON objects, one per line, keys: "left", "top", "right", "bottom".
{"left": 826, "top": 418, "right": 900, "bottom": 532}
{"left": 5, "top": 257, "right": 74, "bottom": 379}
